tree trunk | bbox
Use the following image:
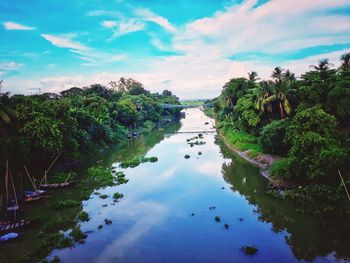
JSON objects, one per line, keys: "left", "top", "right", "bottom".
{"left": 279, "top": 101, "right": 285, "bottom": 118}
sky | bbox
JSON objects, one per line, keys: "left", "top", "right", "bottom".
{"left": 0, "top": 0, "right": 350, "bottom": 99}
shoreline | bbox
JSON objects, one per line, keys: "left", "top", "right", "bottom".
{"left": 217, "top": 132, "right": 275, "bottom": 182}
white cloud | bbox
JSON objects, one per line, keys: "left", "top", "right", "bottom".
{"left": 134, "top": 8, "right": 177, "bottom": 33}
{"left": 3, "top": 22, "right": 35, "bottom": 30}
{"left": 41, "top": 33, "right": 127, "bottom": 64}
{"left": 172, "top": 0, "right": 350, "bottom": 57}
{"left": 41, "top": 34, "right": 89, "bottom": 52}
{"left": 105, "top": 19, "right": 145, "bottom": 39}
{"left": 0, "top": 62, "right": 21, "bottom": 71}
{"left": 101, "top": 20, "right": 118, "bottom": 28}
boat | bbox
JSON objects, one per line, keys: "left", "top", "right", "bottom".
{"left": 0, "top": 232, "right": 20, "bottom": 242}
{"left": 0, "top": 220, "right": 30, "bottom": 233}
{"left": 39, "top": 181, "right": 76, "bottom": 190}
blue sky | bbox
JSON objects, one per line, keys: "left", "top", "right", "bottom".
{"left": 1, "top": 0, "right": 350, "bottom": 98}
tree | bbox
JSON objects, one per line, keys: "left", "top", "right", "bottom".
{"left": 111, "top": 78, "right": 143, "bottom": 93}
{"left": 310, "top": 59, "right": 334, "bottom": 81}
{"left": 0, "top": 93, "right": 18, "bottom": 124}
{"left": 248, "top": 71, "right": 259, "bottom": 82}
{"left": 162, "top": 90, "right": 173, "bottom": 96}
{"left": 271, "top": 66, "right": 284, "bottom": 86}
{"left": 283, "top": 106, "right": 347, "bottom": 180}
{"left": 340, "top": 52, "right": 350, "bottom": 72}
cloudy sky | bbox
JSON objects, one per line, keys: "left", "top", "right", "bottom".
{"left": 1, "top": 0, "right": 350, "bottom": 99}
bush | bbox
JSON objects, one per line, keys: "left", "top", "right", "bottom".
{"left": 279, "top": 106, "right": 348, "bottom": 181}
{"left": 269, "top": 159, "right": 290, "bottom": 178}
{"left": 259, "top": 119, "right": 290, "bottom": 155}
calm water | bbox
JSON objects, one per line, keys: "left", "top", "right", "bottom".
{"left": 1, "top": 108, "right": 349, "bottom": 263}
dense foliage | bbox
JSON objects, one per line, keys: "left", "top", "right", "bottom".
{"left": 0, "top": 78, "right": 181, "bottom": 170}
{"left": 212, "top": 53, "right": 350, "bottom": 183}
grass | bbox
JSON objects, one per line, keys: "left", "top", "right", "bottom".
{"left": 221, "top": 124, "right": 262, "bottom": 157}
{"left": 204, "top": 107, "right": 215, "bottom": 118}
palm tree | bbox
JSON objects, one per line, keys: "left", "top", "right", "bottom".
{"left": 310, "top": 59, "right": 334, "bottom": 81}
{"left": 283, "top": 69, "right": 296, "bottom": 82}
{"left": 271, "top": 67, "right": 284, "bottom": 86}
{"left": 340, "top": 52, "right": 350, "bottom": 72}
{"left": 255, "top": 81, "right": 273, "bottom": 121}
{"left": 248, "top": 71, "right": 259, "bottom": 82}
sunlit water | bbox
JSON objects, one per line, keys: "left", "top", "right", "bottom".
{"left": 1, "top": 108, "right": 349, "bottom": 263}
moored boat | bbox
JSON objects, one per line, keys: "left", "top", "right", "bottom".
{"left": 0, "top": 220, "right": 30, "bottom": 233}
{"left": 39, "top": 181, "right": 76, "bottom": 190}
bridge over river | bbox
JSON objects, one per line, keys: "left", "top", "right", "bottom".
{"left": 161, "top": 103, "right": 214, "bottom": 109}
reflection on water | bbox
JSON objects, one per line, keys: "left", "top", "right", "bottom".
{"left": 1, "top": 108, "right": 349, "bottom": 263}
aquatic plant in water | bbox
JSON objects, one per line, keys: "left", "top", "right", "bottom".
{"left": 77, "top": 211, "right": 90, "bottom": 222}
{"left": 241, "top": 246, "right": 258, "bottom": 256}
{"left": 120, "top": 156, "right": 159, "bottom": 168}
{"left": 104, "top": 219, "right": 112, "bottom": 225}
{"left": 113, "top": 192, "right": 124, "bottom": 201}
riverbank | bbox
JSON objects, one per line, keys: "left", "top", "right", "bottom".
{"left": 204, "top": 107, "right": 279, "bottom": 183}
{"left": 206, "top": 110, "right": 350, "bottom": 221}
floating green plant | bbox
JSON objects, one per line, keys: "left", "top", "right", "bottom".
{"left": 184, "top": 155, "right": 190, "bottom": 159}
{"left": 120, "top": 156, "right": 159, "bottom": 168}
{"left": 100, "top": 194, "right": 109, "bottom": 199}
{"left": 215, "top": 216, "right": 221, "bottom": 222}
{"left": 77, "top": 211, "right": 90, "bottom": 222}
{"left": 88, "top": 166, "right": 117, "bottom": 187}
{"left": 113, "top": 192, "right": 124, "bottom": 201}
{"left": 69, "top": 228, "right": 87, "bottom": 244}
{"left": 241, "top": 246, "right": 258, "bottom": 256}
{"left": 104, "top": 219, "right": 112, "bottom": 225}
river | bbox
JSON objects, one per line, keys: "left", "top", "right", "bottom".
{"left": 1, "top": 108, "right": 349, "bottom": 263}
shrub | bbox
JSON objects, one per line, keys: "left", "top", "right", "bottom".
{"left": 259, "top": 119, "right": 290, "bottom": 155}
{"left": 269, "top": 159, "right": 290, "bottom": 178}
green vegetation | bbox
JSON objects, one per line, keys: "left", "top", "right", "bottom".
{"left": 52, "top": 200, "right": 81, "bottom": 209}
{"left": 214, "top": 216, "right": 221, "bottom": 222}
{"left": 120, "top": 156, "right": 159, "bottom": 168}
{"left": 113, "top": 192, "right": 124, "bottom": 201}
{"left": 104, "top": 219, "right": 112, "bottom": 225}
{"left": 77, "top": 211, "right": 90, "bottom": 222}
{"left": 184, "top": 155, "right": 190, "bottom": 159}
{"left": 0, "top": 78, "right": 180, "bottom": 172}
{"left": 241, "top": 246, "right": 258, "bottom": 256}
{"left": 88, "top": 166, "right": 117, "bottom": 187}
{"left": 99, "top": 194, "right": 109, "bottom": 199}
{"left": 210, "top": 52, "right": 350, "bottom": 215}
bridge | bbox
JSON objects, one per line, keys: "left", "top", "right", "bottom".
{"left": 161, "top": 103, "right": 214, "bottom": 109}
